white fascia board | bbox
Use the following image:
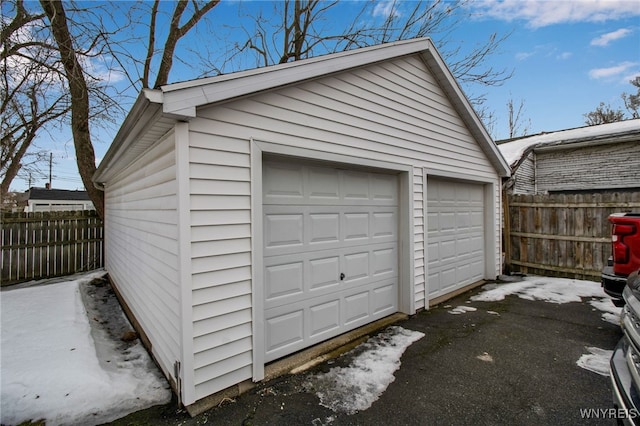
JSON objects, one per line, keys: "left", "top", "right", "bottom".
{"left": 159, "top": 38, "right": 435, "bottom": 117}
{"left": 420, "top": 44, "right": 511, "bottom": 178}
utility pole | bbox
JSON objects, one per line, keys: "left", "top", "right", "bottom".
{"left": 49, "top": 153, "right": 52, "bottom": 189}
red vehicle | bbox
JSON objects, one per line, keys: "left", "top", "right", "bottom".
{"left": 602, "top": 213, "right": 640, "bottom": 306}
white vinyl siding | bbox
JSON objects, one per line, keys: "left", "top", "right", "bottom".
{"left": 103, "top": 131, "right": 180, "bottom": 383}
{"left": 188, "top": 130, "right": 253, "bottom": 401}
{"left": 188, "top": 53, "right": 501, "bottom": 397}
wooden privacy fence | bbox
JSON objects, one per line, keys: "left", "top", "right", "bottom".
{"left": 1, "top": 210, "right": 103, "bottom": 286}
{"left": 504, "top": 191, "right": 640, "bottom": 281}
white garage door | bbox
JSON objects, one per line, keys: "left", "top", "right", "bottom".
{"left": 427, "top": 178, "right": 485, "bottom": 300}
{"left": 262, "top": 160, "right": 398, "bottom": 362}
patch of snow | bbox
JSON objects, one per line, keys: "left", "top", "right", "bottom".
{"left": 476, "top": 352, "right": 494, "bottom": 362}
{"left": 1, "top": 270, "right": 171, "bottom": 426}
{"left": 487, "top": 311, "right": 500, "bottom": 316}
{"left": 588, "top": 298, "right": 623, "bottom": 325}
{"left": 306, "top": 326, "right": 424, "bottom": 415}
{"left": 470, "top": 276, "right": 621, "bottom": 324}
{"left": 448, "top": 306, "right": 478, "bottom": 315}
{"left": 577, "top": 347, "right": 613, "bottom": 376}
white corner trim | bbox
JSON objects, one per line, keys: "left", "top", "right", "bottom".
{"left": 175, "top": 122, "right": 196, "bottom": 405}
{"left": 250, "top": 139, "right": 265, "bottom": 381}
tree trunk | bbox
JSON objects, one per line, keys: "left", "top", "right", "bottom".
{"left": 0, "top": 131, "right": 34, "bottom": 198}
{"left": 40, "top": 0, "right": 104, "bottom": 218}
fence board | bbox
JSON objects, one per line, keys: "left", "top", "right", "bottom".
{"left": 1, "top": 210, "right": 104, "bottom": 285}
{"left": 506, "top": 191, "right": 640, "bottom": 281}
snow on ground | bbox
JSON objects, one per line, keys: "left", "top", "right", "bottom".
{"left": 470, "top": 275, "right": 622, "bottom": 324}
{"left": 448, "top": 305, "right": 478, "bottom": 315}
{"left": 577, "top": 347, "right": 613, "bottom": 376}
{"left": 0, "top": 270, "right": 171, "bottom": 426}
{"left": 0, "top": 271, "right": 620, "bottom": 423}
{"left": 305, "top": 326, "right": 424, "bottom": 415}
{"left": 469, "top": 275, "right": 621, "bottom": 377}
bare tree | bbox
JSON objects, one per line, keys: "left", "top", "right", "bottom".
{"left": 584, "top": 102, "right": 625, "bottom": 126}
{"left": 622, "top": 76, "right": 640, "bottom": 119}
{"left": 1, "top": 0, "right": 70, "bottom": 197}
{"left": 4, "top": 0, "right": 220, "bottom": 217}
{"left": 224, "top": 0, "right": 512, "bottom": 106}
{"left": 506, "top": 97, "right": 531, "bottom": 138}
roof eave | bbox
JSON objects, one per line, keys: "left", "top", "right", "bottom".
{"left": 96, "top": 38, "right": 513, "bottom": 183}
{"left": 93, "top": 89, "right": 166, "bottom": 184}
{"left": 533, "top": 130, "right": 640, "bottom": 152}
{"left": 159, "top": 38, "right": 438, "bottom": 117}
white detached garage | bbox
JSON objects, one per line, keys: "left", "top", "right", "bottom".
{"left": 93, "top": 37, "right": 510, "bottom": 412}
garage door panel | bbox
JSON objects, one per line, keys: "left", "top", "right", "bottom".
{"left": 264, "top": 278, "right": 397, "bottom": 361}
{"left": 264, "top": 161, "right": 398, "bottom": 362}
{"left": 372, "top": 247, "right": 396, "bottom": 276}
{"left": 264, "top": 262, "right": 304, "bottom": 301}
{"left": 309, "top": 213, "right": 340, "bottom": 244}
{"left": 265, "top": 310, "right": 304, "bottom": 355}
{"left": 343, "top": 171, "right": 370, "bottom": 201}
{"left": 308, "top": 167, "right": 340, "bottom": 201}
{"left": 263, "top": 163, "right": 304, "bottom": 202}
{"left": 343, "top": 213, "right": 370, "bottom": 241}
{"left": 309, "top": 256, "right": 340, "bottom": 290}
{"left": 372, "top": 212, "right": 397, "bottom": 238}
{"left": 309, "top": 300, "right": 340, "bottom": 338}
{"left": 344, "top": 291, "right": 369, "bottom": 324}
{"left": 343, "top": 251, "right": 370, "bottom": 282}
{"left": 263, "top": 205, "right": 398, "bottom": 257}
{"left": 427, "top": 178, "right": 485, "bottom": 300}
{"left": 372, "top": 174, "right": 398, "bottom": 203}
{"left": 373, "top": 284, "right": 396, "bottom": 314}
{"left": 264, "top": 242, "right": 397, "bottom": 310}
{"left": 264, "top": 214, "right": 304, "bottom": 249}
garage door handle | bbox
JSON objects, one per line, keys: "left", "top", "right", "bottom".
{"left": 340, "top": 273, "right": 345, "bottom": 281}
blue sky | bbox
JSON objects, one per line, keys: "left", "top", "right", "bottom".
{"left": 466, "top": 0, "right": 640, "bottom": 137}
{"left": 9, "top": 0, "right": 640, "bottom": 192}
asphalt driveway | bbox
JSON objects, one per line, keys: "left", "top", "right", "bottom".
{"left": 109, "top": 279, "right": 622, "bottom": 426}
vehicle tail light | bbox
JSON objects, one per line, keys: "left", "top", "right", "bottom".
{"left": 613, "top": 223, "right": 637, "bottom": 264}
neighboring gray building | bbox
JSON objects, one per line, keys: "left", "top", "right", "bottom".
{"left": 17, "top": 187, "right": 94, "bottom": 212}
{"left": 498, "top": 119, "right": 640, "bottom": 194}
{"left": 93, "top": 38, "right": 510, "bottom": 411}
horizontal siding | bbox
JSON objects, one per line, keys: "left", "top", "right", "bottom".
{"left": 536, "top": 141, "right": 640, "bottom": 192}
{"left": 188, "top": 53, "right": 501, "bottom": 399}
{"left": 513, "top": 152, "right": 535, "bottom": 195}
{"left": 104, "top": 130, "right": 181, "bottom": 382}
{"left": 188, "top": 133, "right": 254, "bottom": 400}
{"left": 194, "top": 56, "right": 496, "bottom": 177}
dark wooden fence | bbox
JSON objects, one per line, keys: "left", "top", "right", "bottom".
{"left": 1, "top": 210, "right": 103, "bottom": 286}
{"left": 504, "top": 191, "right": 640, "bottom": 281}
